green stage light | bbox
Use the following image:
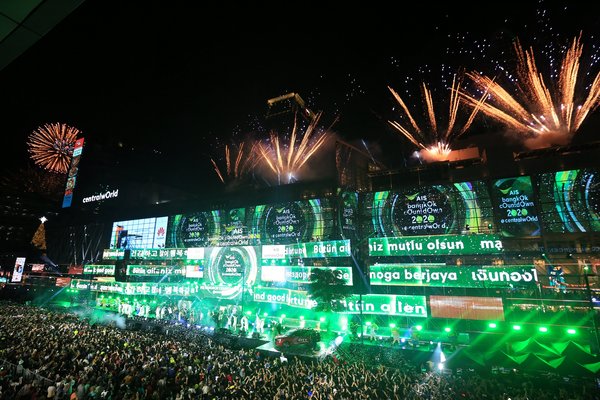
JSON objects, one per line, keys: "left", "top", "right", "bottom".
{"left": 366, "top": 321, "right": 372, "bottom": 326}
{"left": 415, "top": 325, "right": 423, "bottom": 331}
{"left": 281, "top": 314, "right": 286, "bottom": 319}
{"left": 444, "top": 327, "right": 451, "bottom": 333}
{"left": 263, "top": 313, "right": 268, "bottom": 317}
{"left": 389, "top": 323, "right": 396, "bottom": 328}
{"left": 341, "top": 317, "right": 348, "bottom": 330}
{"left": 513, "top": 325, "right": 521, "bottom": 331}
{"left": 299, "top": 316, "right": 304, "bottom": 320}
{"left": 320, "top": 317, "right": 326, "bottom": 322}
{"left": 567, "top": 328, "right": 577, "bottom": 335}
{"left": 539, "top": 327, "right": 548, "bottom": 333}
{"left": 488, "top": 323, "right": 497, "bottom": 328}
{"left": 246, "top": 311, "right": 252, "bottom": 316}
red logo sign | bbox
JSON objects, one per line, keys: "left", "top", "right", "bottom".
{"left": 157, "top": 227, "right": 165, "bottom": 237}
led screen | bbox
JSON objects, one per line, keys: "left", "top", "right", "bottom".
{"left": 260, "top": 265, "right": 352, "bottom": 285}
{"left": 110, "top": 217, "right": 168, "bottom": 249}
{"left": 166, "top": 207, "right": 260, "bottom": 248}
{"left": 369, "top": 264, "right": 538, "bottom": 288}
{"left": 255, "top": 199, "right": 334, "bottom": 244}
{"left": 340, "top": 294, "right": 427, "bottom": 317}
{"left": 83, "top": 265, "right": 115, "bottom": 276}
{"left": 126, "top": 265, "right": 184, "bottom": 276}
{"left": 166, "top": 199, "right": 335, "bottom": 247}
{"left": 490, "top": 176, "right": 541, "bottom": 237}
{"left": 56, "top": 277, "right": 72, "bottom": 287}
{"left": 338, "top": 190, "right": 359, "bottom": 241}
{"left": 368, "top": 234, "right": 504, "bottom": 256}
{"left": 430, "top": 296, "right": 505, "bottom": 321}
{"left": 537, "top": 169, "right": 600, "bottom": 233}
{"left": 363, "top": 181, "right": 493, "bottom": 237}
{"left": 199, "top": 246, "right": 260, "bottom": 300}
{"left": 166, "top": 211, "right": 220, "bottom": 247}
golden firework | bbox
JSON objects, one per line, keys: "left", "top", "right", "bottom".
{"left": 27, "top": 123, "right": 80, "bottom": 174}
{"left": 210, "top": 142, "right": 259, "bottom": 184}
{"left": 258, "top": 112, "right": 331, "bottom": 184}
{"left": 388, "top": 75, "right": 486, "bottom": 161}
{"left": 462, "top": 35, "right": 600, "bottom": 148}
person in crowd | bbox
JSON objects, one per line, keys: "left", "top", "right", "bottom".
{"left": 0, "top": 301, "right": 597, "bottom": 400}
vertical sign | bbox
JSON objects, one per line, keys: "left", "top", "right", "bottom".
{"left": 62, "top": 137, "right": 85, "bottom": 208}
{"left": 11, "top": 257, "right": 26, "bottom": 283}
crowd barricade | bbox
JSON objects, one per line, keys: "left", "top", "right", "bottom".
{"left": 0, "top": 358, "right": 54, "bottom": 387}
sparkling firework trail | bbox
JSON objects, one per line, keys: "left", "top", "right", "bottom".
{"left": 258, "top": 112, "right": 331, "bottom": 184}
{"left": 210, "top": 142, "right": 259, "bottom": 184}
{"left": 462, "top": 35, "right": 600, "bottom": 148}
{"left": 27, "top": 123, "right": 80, "bottom": 173}
{"left": 388, "top": 75, "right": 487, "bottom": 161}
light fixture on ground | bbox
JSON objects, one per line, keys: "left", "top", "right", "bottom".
{"left": 432, "top": 342, "right": 446, "bottom": 372}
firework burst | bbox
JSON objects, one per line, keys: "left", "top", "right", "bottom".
{"left": 0, "top": 166, "right": 65, "bottom": 200}
{"left": 210, "top": 142, "right": 259, "bottom": 184}
{"left": 258, "top": 112, "right": 331, "bottom": 184}
{"left": 27, "top": 123, "right": 80, "bottom": 173}
{"left": 462, "top": 35, "right": 600, "bottom": 149}
{"left": 388, "top": 75, "right": 487, "bottom": 162}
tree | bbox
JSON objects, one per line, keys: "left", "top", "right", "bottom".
{"left": 308, "top": 268, "right": 352, "bottom": 312}
{"left": 31, "top": 222, "right": 47, "bottom": 251}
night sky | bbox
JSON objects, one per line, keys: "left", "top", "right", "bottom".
{"left": 1, "top": 0, "right": 599, "bottom": 192}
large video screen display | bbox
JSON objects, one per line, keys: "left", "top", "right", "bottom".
{"left": 255, "top": 240, "right": 353, "bottom": 307}
{"left": 537, "top": 169, "right": 600, "bottom": 233}
{"left": 362, "top": 181, "right": 493, "bottom": 237}
{"left": 100, "top": 241, "right": 352, "bottom": 303}
{"left": 430, "top": 296, "right": 505, "bottom": 321}
{"left": 167, "top": 208, "right": 258, "bottom": 248}
{"left": 166, "top": 198, "right": 335, "bottom": 247}
{"left": 255, "top": 199, "right": 334, "bottom": 244}
{"left": 490, "top": 176, "right": 541, "bottom": 237}
{"left": 369, "top": 264, "right": 538, "bottom": 288}
{"left": 368, "top": 234, "right": 504, "bottom": 256}
{"left": 109, "top": 217, "right": 168, "bottom": 249}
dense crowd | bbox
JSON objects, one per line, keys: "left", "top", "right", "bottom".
{"left": 0, "top": 302, "right": 598, "bottom": 400}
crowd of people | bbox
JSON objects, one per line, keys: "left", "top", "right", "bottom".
{"left": 0, "top": 301, "right": 598, "bottom": 400}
